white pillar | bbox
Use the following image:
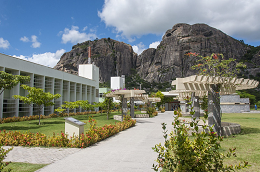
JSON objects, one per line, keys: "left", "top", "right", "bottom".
{"left": 28, "top": 73, "right": 34, "bottom": 116}
{"left": 13, "top": 70, "right": 20, "bottom": 117}
{"left": 50, "top": 77, "right": 55, "bottom": 114}
{"left": 78, "top": 84, "right": 82, "bottom": 112}
{"left": 0, "top": 67, "right": 5, "bottom": 118}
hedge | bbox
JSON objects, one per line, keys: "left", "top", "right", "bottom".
{"left": 0, "top": 111, "right": 97, "bottom": 124}
{"left": 0, "top": 117, "right": 136, "bottom": 148}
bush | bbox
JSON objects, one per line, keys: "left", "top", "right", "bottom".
{"left": 49, "top": 113, "right": 58, "bottom": 118}
{"left": 152, "top": 112, "right": 158, "bottom": 116}
{"left": 0, "top": 145, "right": 12, "bottom": 171}
{"left": 152, "top": 109, "right": 249, "bottom": 171}
{"left": 0, "top": 118, "right": 136, "bottom": 148}
{"left": 147, "top": 107, "right": 156, "bottom": 117}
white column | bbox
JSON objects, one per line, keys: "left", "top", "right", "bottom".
{"left": 78, "top": 84, "right": 82, "bottom": 112}
{"left": 28, "top": 73, "right": 34, "bottom": 116}
{"left": 88, "top": 86, "right": 92, "bottom": 104}
{"left": 41, "top": 76, "right": 45, "bottom": 115}
{"left": 13, "top": 70, "right": 20, "bottom": 117}
{"left": 0, "top": 67, "right": 5, "bottom": 118}
{"left": 57, "top": 79, "right": 63, "bottom": 108}
{"left": 50, "top": 77, "right": 55, "bottom": 114}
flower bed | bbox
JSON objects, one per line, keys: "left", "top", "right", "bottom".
{"left": 0, "top": 118, "right": 136, "bottom": 148}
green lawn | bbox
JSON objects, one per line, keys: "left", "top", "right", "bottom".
{"left": 221, "top": 113, "right": 260, "bottom": 171}
{"left": 3, "top": 162, "right": 47, "bottom": 172}
{"left": 0, "top": 111, "right": 124, "bottom": 136}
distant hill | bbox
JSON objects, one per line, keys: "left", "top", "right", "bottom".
{"left": 54, "top": 23, "right": 260, "bottom": 94}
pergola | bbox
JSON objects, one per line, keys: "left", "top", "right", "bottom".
{"left": 106, "top": 90, "right": 161, "bottom": 120}
{"left": 170, "top": 75, "right": 259, "bottom": 135}
{"left": 106, "top": 90, "right": 146, "bottom": 119}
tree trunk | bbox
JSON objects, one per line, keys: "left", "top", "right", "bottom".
{"left": 107, "top": 101, "right": 109, "bottom": 120}
{"left": 208, "top": 84, "right": 221, "bottom": 135}
{"left": 38, "top": 105, "right": 42, "bottom": 125}
{"left": 130, "top": 97, "right": 135, "bottom": 118}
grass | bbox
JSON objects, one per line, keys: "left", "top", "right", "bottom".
{"left": 3, "top": 162, "right": 47, "bottom": 172}
{"left": 0, "top": 111, "right": 131, "bottom": 137}
{"left": 220, "top": 113, "right": 260, "bottom": 171}
{"left": 180, "top": 112, "right": 260, "bottom": 171}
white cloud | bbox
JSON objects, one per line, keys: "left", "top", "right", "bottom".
{"left": 31, "top": 35, "right": 41, "bottom": 48}
{"left": 83, "top": 26, "right": 88, "bottom": 31}
{"left": 0, "top": 37, "right": 10, "bottom": 49}
{"left": 133, "top": 42, "right": 146, "bottom": 55}
{"left": 14, "top": 49, "right": 66, "bottom": 67}
{"left": 98, "top": 0, "right": 260, "bottom": 41}
{"left": 20, "top": 35, "right": 41, "bottom": 48}
{"left": 149, "top": 41, "right": 160, "bottom": 49}
{"left": 20, "top": 36, "right": 30, "bottom": 42}
{"left": 60, "top": 26, "right": 97, "bottom": 44}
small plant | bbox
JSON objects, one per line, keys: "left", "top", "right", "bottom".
{"left": 152, "top": 107, "right": 249, "bottom": 171}
{"left": 0, "top": 145, "right": 12, "bottom": 171}
{"left": 147, "top": 107, "right": 156, "bottom": 117}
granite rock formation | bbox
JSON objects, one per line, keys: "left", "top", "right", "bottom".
{"left": 54, "top": 23, "right": 259, "bottom": 86}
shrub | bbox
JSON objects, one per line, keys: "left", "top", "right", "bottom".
{"left": 152, "top": 111, "right": 158, "bottom": 116}
{"left": 49, "top": 113, "right": 58, "bottom": 118}
{"left": 152, "top": 108, "right": 249, "bottom": 171}
{"left": 147, "top": 107, "right": 156, "bottom": 117}
{"left": 0, "top": 118, "right": 136, "bottom": 148}
{"left": 0, "top": 145, "right": 12, "bottom": 171}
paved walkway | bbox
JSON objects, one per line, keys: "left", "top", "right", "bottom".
{"left": 4, "top": 111, "right": 175, "bottom": 172}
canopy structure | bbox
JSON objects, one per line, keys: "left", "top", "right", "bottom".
{"left": 169, "top": 75, "right": 259, "bottom": 136}
{"left": 106, "top": 90, "right": 146, "bottom": 100}
{"left": 106, "top": 89, "right": 146, "bottom": 119}
{"left": 106, "top": 89, "right": 161, "bottom": 119}
{"left": 142, "top": 97, "right": 161, "bottom": 103}
{"left": 170, "top": 75, "right": 259, "bottom": 100}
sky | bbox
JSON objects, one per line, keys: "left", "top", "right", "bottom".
{"left": 1, "top": 0, "right": 260, "bottom": 68}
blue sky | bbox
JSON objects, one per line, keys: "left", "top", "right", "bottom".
{"left": 1, "top": 0, "right": 260, "bottom": 67}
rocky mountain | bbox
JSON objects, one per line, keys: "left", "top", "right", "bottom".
{"left": 54, "top": 23, "right": 260, "bottom": 90}
{"left": 54, "top": 38, "right": 137, "bottom": 83}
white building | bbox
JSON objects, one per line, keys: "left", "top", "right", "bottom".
{"left": 0, "top": 53, "right": 99, "bottom": 118}
{"left": 111, "top": 75, "right": 125, "bottom": 90}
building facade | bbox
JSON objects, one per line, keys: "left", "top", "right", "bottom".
{"left": 0, "top": 53, "right": 99, "bottom": 118}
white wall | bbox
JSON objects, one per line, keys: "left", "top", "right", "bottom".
{"left": 0, "top": 53, "right": 100, "bottom": 118}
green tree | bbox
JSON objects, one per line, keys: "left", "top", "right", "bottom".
{"left": 236, "top": 90, "right": 256, "bottom": 105}
{"left": 103, "top": 92, "right": 114, "bottom": 120}
{"left": 155, "top": 91, "right": 164, "bottom": 109}
{"left": 61, "top": 101, "right": 79, "bottom": 116}
{"left": 94, "top": 102, "right": 105, "bottom": 116}
{"left": 0, "top": 71, "right": 30, "bottom": 95}
{"left": 13, "top": 85, "right": 61, "bottom": 125}
{"left": 76, "top": 100, "right": 90, "bottom": 112}
{"left": 54, "top": 107, "right": 66, "bottom": 116}
{"left": 190, "top": 53, "right": 246, "bottom": 77}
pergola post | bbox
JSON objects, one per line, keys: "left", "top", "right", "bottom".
{"left": 208, "top": 84, "right": 221, "bottom": 135}
{"left": 122, "top": 95, "right": 127, "bottom": 121}
{"left": 191, "top": 92, "right": 200, "bottom": 119}
{"left": 130, "top": 97, "right": 135, "bottom": 118}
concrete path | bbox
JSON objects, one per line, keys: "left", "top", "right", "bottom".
{"left": 4, "top": 146, "right": 81, "bottom": 164}
{"left": 4, "top": 111, "right": 175, "bottom": 172}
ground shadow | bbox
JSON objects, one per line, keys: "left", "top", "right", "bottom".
{"left": 240, "top": 126, "right": 260, "bottom": 135}
{"left": 135, "top": 119, "right": 154, "bottom": 123}
{"left": 0, "top": 125, "right": 48, "bottom": 131}
{"left": 40, "top": 121, "right": 64, "bottom": 125}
